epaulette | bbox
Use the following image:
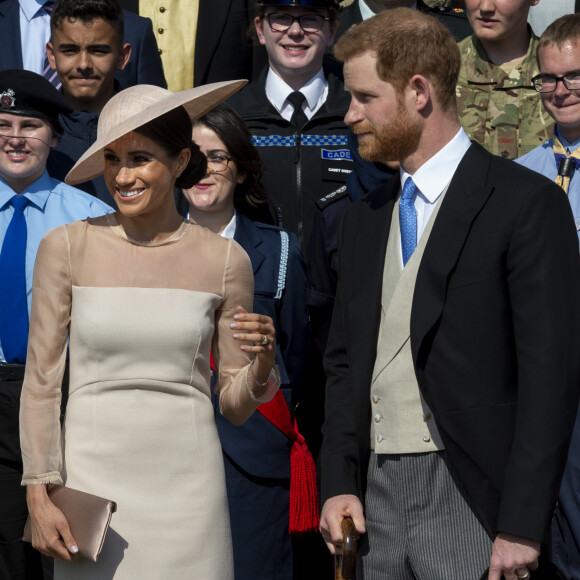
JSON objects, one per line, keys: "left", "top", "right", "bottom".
{"left": 315, "top": 185, "right": 349, "bottom": 210}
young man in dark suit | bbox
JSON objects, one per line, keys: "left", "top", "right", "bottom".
{"left": 0, "top": 0, "right": 165, "bottom": 89}
{"left": 45, "top": 0, "right": 146, "bottom": 207}
{"left": 319, "top": 8, "right": 580, "bottom": 580}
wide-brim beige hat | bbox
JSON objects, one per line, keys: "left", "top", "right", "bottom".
{"left": 65, "top": 79, "right": 247, "bottom": 185}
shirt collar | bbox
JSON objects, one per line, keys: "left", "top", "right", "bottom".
{"left": 359, "top": 0, "right": 416, "bottom": 19}
{"left": 219, "top": 210, "right": 237, "bottom": 239}
{"left": 0, "top": 171, "right": 53, "bottom": 211}
{"left": 19, "top": 0, "right": 46, "bottom": 21}
{"left": 400, "top": 128, "right": 472, "bottom": 203}
{"left": 265, "top": 68, "right": 327, "bottom": 113}
{"left": 556, "top": 126, "right": 580, "bottom": 154}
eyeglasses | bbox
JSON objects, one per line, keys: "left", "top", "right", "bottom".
{"left": 532, "top": 72, "right": 580, "bottom": 93}
{"left": 206, "top": 152, "right": 232, "bottom": 173}
{"left": 265, "top": 13, "right": 331, "bottom": 33}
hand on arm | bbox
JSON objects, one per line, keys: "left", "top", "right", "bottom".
{"left": 230, "top": 305, "right": 277, "bottom": 396}
{"left": 26, "top": 484, "right": 78, "bottom": 561}
{"left": 320, "top": 494, "right": 366, "bottom": 555}
{"left": 487, "top": 532, "right": 540, "bottom": 580}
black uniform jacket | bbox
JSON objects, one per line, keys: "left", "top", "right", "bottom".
{"left": 228, "top": 67, "right": 351, "bottom": 251}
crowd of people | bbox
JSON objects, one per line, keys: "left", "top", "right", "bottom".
{"left": 2, "top": 0, "right": 580, "bottom": 579}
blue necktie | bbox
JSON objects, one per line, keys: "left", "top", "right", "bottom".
{"left": 0, "top": 195, "right": 30, "bottom": 363}
{"left": 400, "top": 177, "right": 417, "bottom": 266}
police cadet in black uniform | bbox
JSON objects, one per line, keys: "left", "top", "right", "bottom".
{"left": 228, "top": 0, "right": 351, "bottom": 252}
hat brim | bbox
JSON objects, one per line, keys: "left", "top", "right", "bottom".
{"left": 65, "top": 80, "right": 247, "bottom": 186}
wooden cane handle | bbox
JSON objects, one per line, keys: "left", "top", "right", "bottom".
{"left": 334, "top": 516, "right": 358, "bottom": 580}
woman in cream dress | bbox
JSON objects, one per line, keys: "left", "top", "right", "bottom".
{"left": 19, "top": 81, "right": 280, "bottom": 580}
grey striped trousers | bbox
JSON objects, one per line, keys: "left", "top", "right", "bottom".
{"left": 360, "top": 451, "right": 492, "bottom": 579}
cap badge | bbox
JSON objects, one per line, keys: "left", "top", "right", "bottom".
{"left": 0, "top": 89, "right": 15, "bottom": 110}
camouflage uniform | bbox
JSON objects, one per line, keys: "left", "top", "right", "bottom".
{"left": 456, "top": 33, "right": 554, "bottom": 159}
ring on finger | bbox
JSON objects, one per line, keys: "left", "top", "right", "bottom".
{"left": 261, "top": 335, "right": 269, "bottom": 346}
{"left": 516, "top": 570, "right": 529, "bottom": 579}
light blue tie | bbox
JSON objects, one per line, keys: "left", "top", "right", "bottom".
{"left": 400, "top": 177, "right": 417, "bottom": 266}
{"left": 0, "top": 195, "right": 30, "bottom": 363}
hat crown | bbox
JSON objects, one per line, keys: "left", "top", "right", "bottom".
{"left": 98, "top": 85, "right": 172, "bottom": 142}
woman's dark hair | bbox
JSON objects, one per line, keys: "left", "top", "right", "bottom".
{"left": 193, "top": 104, "right": 271, "bottom": 223}
{"left": 135, "top": 106, "right": 207, "bottom": 189}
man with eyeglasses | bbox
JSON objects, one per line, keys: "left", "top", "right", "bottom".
{"left": 517, "top": 16, "right": 580, "bottom": 577}
{"left": 228, "top": 0, "right": 351, "bottom": 254}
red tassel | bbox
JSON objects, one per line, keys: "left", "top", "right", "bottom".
{"left": 211, "top": 348, "right": 320, "bottom": 536}
{"left": 257, "top": 391, "right": 320, "bottom": 536}
{"left": 289, "top": 428, "right": 320, "bottom": 535}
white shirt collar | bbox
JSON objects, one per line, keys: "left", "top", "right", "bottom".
{"left": 19, "top": 0, "right": 45, "bottom": 21}
{"left": 359, "top": 0, "right": 417, "bottom": 20}
{"left": 219, "top": 211, "right": 237, "bottom": 240}
{"left": 265, "top": 68, "right": 327, "bottom": 116}
{"left": 400, "top": 128, "right": 472, "bottom": 203}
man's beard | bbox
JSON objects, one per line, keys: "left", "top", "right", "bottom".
{"left": 354, "top": 101, "right": 422, "bottom": 163}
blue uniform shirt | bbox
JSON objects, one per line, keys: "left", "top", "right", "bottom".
{"left": 517, "top": 129, "right": 580, "bottom": 246}
{"left": 0, "top": 170, "right": 113, "bottom": 360}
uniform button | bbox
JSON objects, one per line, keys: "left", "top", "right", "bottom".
{"left": 374, "top": 413, "right": 381, "bottom": 423}
{"left": 158, "top": 49, "right": 163, "bottom": 55}
{"left": 158, "top": 27, "right": 164, "bottom": 34}
{"left": 423, "top": 434, "right": 431, "bottom": 442}
{"left": 372, "top": 395, "right": 378, "bottom": 403}
{"left": 377, "top": 434, "right": 384, "bottom": 443}
{"left": 159, "top": 6, "right": 166, "bottom": 12}
{"left": 424, "top": 413, "right": 432, "bottom": 421}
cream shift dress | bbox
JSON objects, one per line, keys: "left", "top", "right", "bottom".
{"left": 19, "top": 215, "right": 271, "bottom": 580}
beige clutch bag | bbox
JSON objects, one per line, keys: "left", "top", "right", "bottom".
{"left": 23, "top": 486, "right": 117, "bottom": 562}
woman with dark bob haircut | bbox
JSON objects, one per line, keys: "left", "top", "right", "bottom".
{"left": 19, "top": 82, "right": 281, "bottom": 580}
{"left": 181, "top": 104, "right": 311, "bottom": 580}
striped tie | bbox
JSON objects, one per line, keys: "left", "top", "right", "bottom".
{"left": 41, "top": 1, "right": 61, "bottom": 90}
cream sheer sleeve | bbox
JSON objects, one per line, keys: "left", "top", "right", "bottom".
{"left": 20, "top": 225, "right": 72, "bottom": 485}
{"left": 213, "top": 239, "right": 279, "bottom": 425}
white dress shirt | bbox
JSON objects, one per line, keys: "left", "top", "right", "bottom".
{"left": 19, "top": 0, "right": 52, "bottom": 75}
{"left": 399, "top": 128, "right": 472, "bottom": 262}
{"left": 265, "top": 68, "right": 328, "bottom": 122}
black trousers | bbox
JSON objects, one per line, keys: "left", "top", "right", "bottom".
{"left": 0, "top": 378, "right": 53, "bottom": 580}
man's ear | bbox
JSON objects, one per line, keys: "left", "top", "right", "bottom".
{"left": 46, "top": 42, "right": 57, "bottom": 70}
{"left": 326, "top": 20, "right": 338, "bottom": 48}
{"left": 408, "top": 74, "right": 431, "bottom": 112}
{"left": 255, "top": 16, "right": 266, "bottom": 46}
{"left": 116, "top": 43, "right": 132, "bottom": 71}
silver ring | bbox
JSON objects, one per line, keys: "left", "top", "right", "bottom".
{"left": 261, "top": 335, "right": 269, "bottom": 346}
{"left": 517, "top": 571, "right": 530, "bottom": 579}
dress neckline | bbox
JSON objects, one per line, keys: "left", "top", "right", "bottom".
{"left": 105, "top": 213, "right": 190, "bottom": 247}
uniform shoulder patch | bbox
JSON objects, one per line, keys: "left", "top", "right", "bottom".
{"left": 315, "top": 185, "right": 349, "bottom": 210}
